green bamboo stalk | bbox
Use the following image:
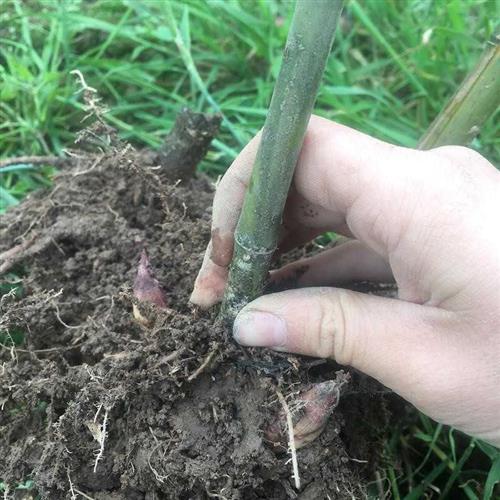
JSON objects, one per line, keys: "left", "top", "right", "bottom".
{"left": 220, "top": 0, "right": 344, "bottom": 322}
{"left": 419, "top": 33, "right": 499, "bottom": 149}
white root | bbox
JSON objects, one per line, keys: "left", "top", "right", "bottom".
{"left": 187, "top": 346, "right": 218, "bottom": 382}
{"left": 67, "top": 470, "right": 77, "bottom": 500}
{"left": 276, "top": 391, "right": 301, "bottom": 490}
{"left": 87, "top": 403, "right": 111, "bottom": 474}
{"left": 73, "top": 488, "right": 97, "bottom": 500}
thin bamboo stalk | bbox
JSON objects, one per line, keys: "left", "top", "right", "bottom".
{"left": 419, "top": 33, "right": 499, "bottom": 149}
{"left": 220, "top": 0, "right": 344, "bottom": 322}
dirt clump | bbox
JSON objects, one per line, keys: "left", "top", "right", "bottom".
{"left": 0, "top": 112, "right": 390, "bottom": 499}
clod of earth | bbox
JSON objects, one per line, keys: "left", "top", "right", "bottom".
{"left": 0, "top": 109, "right": 392, "bottom": 499}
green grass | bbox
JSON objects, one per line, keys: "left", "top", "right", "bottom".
{"left": 0, "top": 0, "right": 499, "bottom": 497}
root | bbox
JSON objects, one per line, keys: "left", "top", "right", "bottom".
{"left": 147, "top": 428, "right": 173, "bottom": 485}
{"left": 71, "top": 155, "right": 104, "bottom": 177}
{"left": 187, "top": 344, "right": 219, "bottom": 381}
{"left": 0, "top": 155, "right": 65, "bottom": 170}
{"left": 0, "top": 151, "right": 103, "bottom": 174}
{"left": 0, "top": 236, "right": 49, "bottom": 275}
{"left": 206, "top": 475, "right": 232, "bottom": 500}
{"left": 206, "top": 491, "right": 229, "bottom": 500}
{"left": 53, "top": 301, "right": 84, "bottom": 330}
{"left": 0, "top": 329, "right": 18, "bottom": 364}
{"left": 163, "top": 348, "right": 184, "bottom": 363}
{"left": 276, "top": 390, "right": 301, "bottom": 490}
{"left": 70, "top": 69, "right": 107, "bottom": 124}
{"left": 0, "top": 235, "right": 36, "bottom": 274}
{"left": 73, "top": 488, "right": 97, "bottom": 500}
{"left": 67, "top": 470, "right": 77, "bottom": 500}
{"left": 91, "top": 404, "right": 110, "bottom": 473}
{"left": 148, "top": 443, "right": 171, "bottom": 484}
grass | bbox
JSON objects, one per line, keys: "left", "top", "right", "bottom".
{"left": 0, "top": 0, "right": 499, "bottom": 497}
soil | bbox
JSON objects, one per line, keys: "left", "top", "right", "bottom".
{"left": 0, "top": 112, "right": 391, "bottom": 499}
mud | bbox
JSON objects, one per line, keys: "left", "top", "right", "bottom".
{"left": 0, "top": 114, "right": 390, "bottom": 499}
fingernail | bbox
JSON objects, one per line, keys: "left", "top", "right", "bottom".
{"left": 233, "top": 311, "right": 287, "bottom": 348}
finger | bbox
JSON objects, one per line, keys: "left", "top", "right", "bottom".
{"left": 190, "top": 241, "right": 228, "bottom": 308}
{"left": 271, "top": 239, "right": 393, "bottom": 288}
{"left": 210, "top": 134, "right": 261, "bottom": 266}
{"left": 232, "top": 288, "right": 489, "bottom": 431}
{"left": 213, "top": 115, "right": 414, "bottom": 248}
{"left": 191, "top": 137, "right": 261, "bottom": 308}
{"left": 276, "top": 225, "right": 324, "bottom": 256}
{"left": 275, "top": 187, "right": 353, "bottom": 255}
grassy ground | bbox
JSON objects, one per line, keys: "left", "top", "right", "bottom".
{"left": 1, "top": 0, "right": 499, "bottom": 498}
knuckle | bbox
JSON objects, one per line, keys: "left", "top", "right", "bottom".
{"left": 314, "top": 289, "right": 348, "bottom": 360}
{"left": 331, "top": 291, "right": 355, "bottom": 366}
{"left": 209, "top": 228, "right": 233, "bottom": 267}
{"left": 432, "top": 145, "right": 482, "bottom": 164}
{"left": 225, "top": 166, "right": 249, "bottom": 191}
{"left": 431, "top": 146, "right": 492, "bottom": 179}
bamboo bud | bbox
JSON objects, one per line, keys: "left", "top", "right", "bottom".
{"left": 265, "top": 372, "right": 350, "bottom": 450}
{"left": 133, "top": 249, "right": 168, "bottom": 326}
{"left": 292, "top": 379, "right": 344, "bottom": 448}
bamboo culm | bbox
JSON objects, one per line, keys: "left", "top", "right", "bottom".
{"left": 419, "top": 33, "right": 499, "bottom": 149}
{"left": 220, "top": 0, "right": 344, "bottom": 322}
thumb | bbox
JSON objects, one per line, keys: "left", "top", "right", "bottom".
{"left": 233, "top": 288, "right": 463, "bottom": 416}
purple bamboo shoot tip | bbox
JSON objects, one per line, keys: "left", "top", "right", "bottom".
{"left": 133, "top": 249, "right": 168, "bottom": 326}
{"left": 265, "top": 373, "right": 350, "bottom": 450}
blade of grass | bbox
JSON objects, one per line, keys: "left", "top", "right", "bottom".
{"left": 0, "top": 185, "right": 20, "bottom": 208}
{"left": 403, "top": 461, "right": 447, "bottom": 500}
{"left": 164, "top": 2, "right": 244, "bottom": 145}
{"left": 484, "top": 456, "right": 500, "bottom": 500}
{"left": 440, "top": 439, "right": 476, "bottom": 498}
{"left": 349, "top": 0, "right": 428, "bottom": 96}
{"left": 388, "top": 466, "right": 402, "bottom": 500}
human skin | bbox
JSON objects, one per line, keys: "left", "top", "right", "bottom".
{"left": 190, "top": 115, "right": 500, "bottom": 447}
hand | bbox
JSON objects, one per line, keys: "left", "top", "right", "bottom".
{"left": 190, "top": 115, "right": 500, "bottom": 447}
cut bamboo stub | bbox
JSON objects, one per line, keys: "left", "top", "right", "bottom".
{"left": 419, "top": 33, "right": 500, "bottom": 149}
{"left": 220, "top": 0, "right": 344, "bottom": 323}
